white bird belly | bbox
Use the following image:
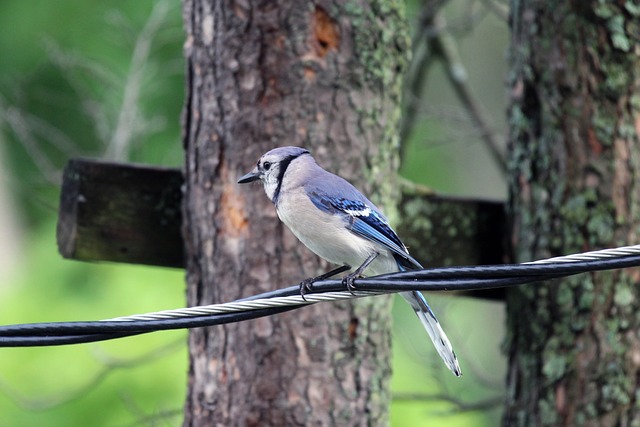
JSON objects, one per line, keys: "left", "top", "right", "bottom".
{"left": 276, "top": 191, "right": 398, "bottom": 276}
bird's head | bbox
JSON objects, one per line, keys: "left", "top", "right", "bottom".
{"left": 238, "top": 146, "right": 310, "bottom": 202}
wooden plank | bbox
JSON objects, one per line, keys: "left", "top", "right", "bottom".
{"left": 56, "top": 158, "right": 507, "bottom": 298}
{"left": 57, "top": 158, "right": 184, "bottom": 268}
{"left": 397, "top": 188, "right": 507, "bottom": 300}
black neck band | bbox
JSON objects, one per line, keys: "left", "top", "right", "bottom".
{"left": 273, "top": 151, "right": 309, "bottom": 203}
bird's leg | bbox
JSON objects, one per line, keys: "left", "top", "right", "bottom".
{"left": 343, "top": 252, "right": 379, "bottom": 294}
{"left": 299, "top": 264, "right": 351, "bottom": 300}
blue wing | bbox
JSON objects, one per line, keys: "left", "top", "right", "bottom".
{"left": 308, "top": 192, "right": 422, "bottom": 270}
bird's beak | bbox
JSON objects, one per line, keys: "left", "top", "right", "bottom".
{"left": 238, "top": 167, "right": 260, "bottom": 184}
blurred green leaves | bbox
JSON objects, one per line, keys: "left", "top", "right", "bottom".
{"left": 0, "top": 2, "right": 187, "bottom": 426}
{"left": 0, "top": 220, "right": 187, "bottom": 427}
{"left": 0, "top": 0, "right": 184, "bottom": 226}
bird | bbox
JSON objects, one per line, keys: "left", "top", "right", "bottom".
{"left": 238, "top": 146, "right": 461, "bottom": 377}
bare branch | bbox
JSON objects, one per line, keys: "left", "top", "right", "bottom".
{"left": 3, "top": 105, "right": 61, "bottom": 185}
{"left": 107, "top": 0, "right": 171, "bottom": 161}
{"left": 478, "top": 0, "right": 509, "bottom": 21}
{"left": 116, "top": 406, "right": 182, "bottom": 427}
{"left": 400, "top": 0, "right": 449, "bottom": 148}
{"left": 430, "top": 13, "right": 506, "bottom": 173}
{"left": 393, "top": 392, "right": 503, "bottom": 413}
{"left": 0, "top": 338, "right": 183, "bottom": 411}
{"left": 44, "top": 39, "right": 116, "bottom": 143}
{"left": 117, "top": 391, "right": 182, "bottom": 427}
{"left": 401, "top": 1, "right": 506, "bottom": 173}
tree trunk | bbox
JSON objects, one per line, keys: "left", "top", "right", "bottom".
{"left": 181, "top": 1, "right": 409, "bottom": 425}
{"left": 505, "top": 2, "right": 640, "bottom": 426}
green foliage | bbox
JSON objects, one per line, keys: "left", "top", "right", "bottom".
{"left": 0, "top": 0, "right": 184, "bottom": 226}
{"left": 0, "top": 221, "right": 187, "bottom": 427}
{"left": 0, "top": 2, "right": 187, "bottom": 425}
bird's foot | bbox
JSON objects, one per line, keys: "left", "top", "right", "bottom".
{"left": 298, "top": 264, "right": 351, "bottom": 301}
{"left": 298, "top": 277, "right": 315, "bottom": 301}
{"left": 341, "top": 252, "right": 379, "bottom": 295}
{"left": 342, "top": 272, "right": 361, "bottom": 295}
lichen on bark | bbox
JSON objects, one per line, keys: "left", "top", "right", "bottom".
{"left": 505, "top": 2, "right": 640, "bottom": 426}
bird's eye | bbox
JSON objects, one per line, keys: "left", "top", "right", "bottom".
{"left": 263, "top": 161, "right": 272, "bottom": 170}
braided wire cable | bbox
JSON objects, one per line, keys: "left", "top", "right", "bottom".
{"left": 107, "top": 291, "right": 380, "bottom": 322}
{"left": 1, "top": 244, "right": 639, "bottom": 346}
{"left": 110, "top": 244, "right": 640, "bottom": 322}
{"left": 524, "top": 244, "right": 640, "bottom": 264}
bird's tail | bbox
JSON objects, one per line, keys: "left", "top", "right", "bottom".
{"left": 401, "top": 290, "right": 462, "bottom": 377}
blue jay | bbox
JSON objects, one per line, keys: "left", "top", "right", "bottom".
{"left": 238, "top": 146, "right": 461, "bottom": 376}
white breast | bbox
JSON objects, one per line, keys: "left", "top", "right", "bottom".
{"left": 276, "top": 188, "right": 398, "bottom": 276}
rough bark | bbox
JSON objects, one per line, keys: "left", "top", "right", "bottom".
{"left": 504, "top": 1, "right": 640, "bottom": 426}
{"left": 181, "top": 1, "right": 409, "bottom": 426}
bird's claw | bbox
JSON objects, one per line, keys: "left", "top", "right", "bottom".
{"left": 297, "top": 265, "right": 352, "bottom": 301}
{"left": 340, "top": 252, "right": 377, "bottom": 295}
{"left": 298, "top": 277, "right": 315, "bottom": 301}
{"left": 342, "top": 273, "right": 360, "bottom": 295}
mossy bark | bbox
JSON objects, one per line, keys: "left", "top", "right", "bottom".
{"left": 505, "top": 1, "right": 640, "bottom": 425}
{"left": 181, "top": 1, "right": 409, "bottom": 425}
